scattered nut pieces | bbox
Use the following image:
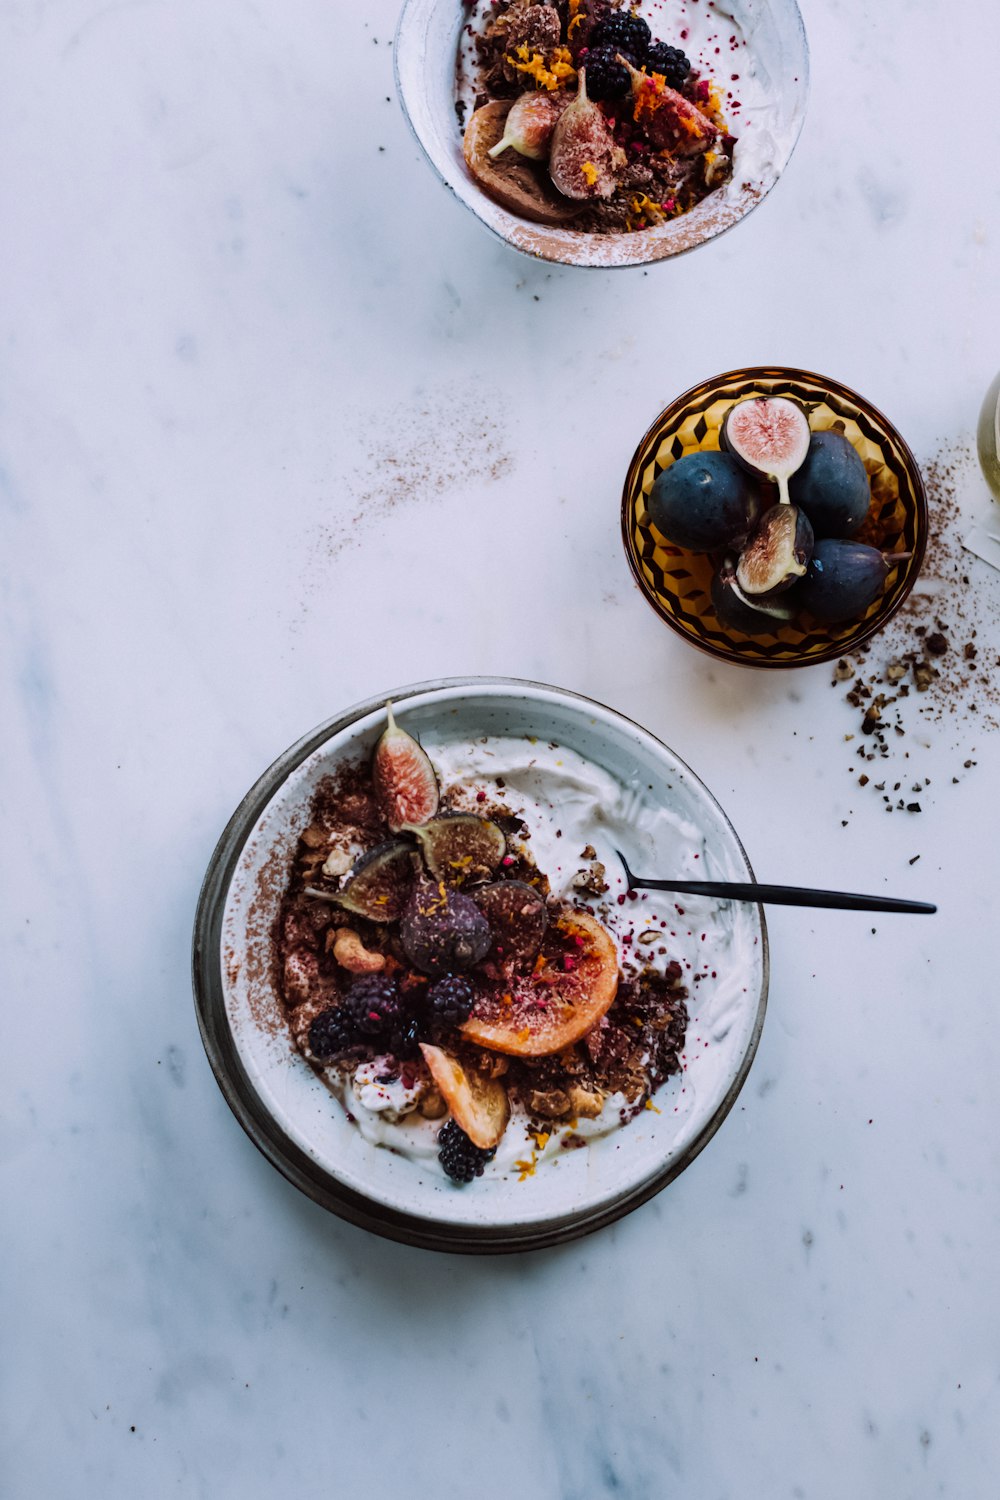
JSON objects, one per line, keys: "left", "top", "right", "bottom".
{"left": 322, "top": 846, "right": 354, "bottom": 879}
{"left": 833, "top": 659, "right": 855, "bottom": 682}
{"left": 418, "top": 1088, "right": 448, "bottom": 1120}
{"left": 567, "top": 1084, "right": 604, "bottom": 1118}
{"left": 527, "top": 1088, "right": 571, "bottom": 1120}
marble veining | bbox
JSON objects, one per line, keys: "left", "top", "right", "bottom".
{"left": 3, "top": 0, "right": 1000, "bottom": 1496}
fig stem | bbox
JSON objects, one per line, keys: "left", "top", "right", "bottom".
{"left": 775, "top": 474, "right": 791, "bottom": 506}
{"left": 488, "top": 134, "right": 512, "bottom": 159}
{"left": 883, "top": 551, "right": 913, "bottom": 567}
{"left": 385, "top": 700, "right": 397, "bottom": 732}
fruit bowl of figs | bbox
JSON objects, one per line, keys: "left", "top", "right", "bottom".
{"left": 621, "top": 368, "right": 928, "bottom": 667}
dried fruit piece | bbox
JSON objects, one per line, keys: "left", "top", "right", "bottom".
{"left": 795, "top": 540, "right": 911, "bottom": 623}
{"left": 409, "top": 813, "right": 506, "bottom": 886}
{"left": 788, "top": 431, "right": 871, "bottom": 537}
{"left": 420, "top": 1044, "right": 511, "bottom": 1150}
{"left": 399, "top": 876, "right": 492, "bottom": 977}
{"left": 548, "top": 68, "right": 623, "bottom": 200}
{"left": 464, "top": 100, "right": 585, "bottom": 226}
{"left": 305, "top": 840, "right": 417, "bottom": 923}
{"left": 488, "top": 90, "right": 567, "bottom": 161}
{"left": 461, "top": 909, "right": 619, "bottom": 1057}
{"left": 711, "top": 556, "right": 796, "bottom": 633}
{"left": 736, "top": 504, "right": 814, "bottom": 596}
{"left": 474, "top": 880, "right": 548, "bottom": 969}
{"left": 722, "top": 397, "right": 812, "bottom": 507}
{"left": 372, "top": 703, "right": 439, "bottom": 832}
{"left": 648, "top": 451, "right": 761, "bottom": 553}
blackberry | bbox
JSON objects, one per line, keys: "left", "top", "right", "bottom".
{"left": 438, "top": 1120, "right": 497, "bottom": 1184}
{"left": 389, "top": 1013, "right": 425, "bottom": 1060}
{"left": 308, "top": 1006, "right": 357, "bottom": 1060}
{"left": 343, "top": 974, "right": 402, "bottom": 1037}
{"left": 426, "top": 975, "right": 476, "bottom": 1026}
{"left": 581, "top": 44, "right": 632, "bottom": 102}
{"left": 644, "top": 42, "right": 690, "bottom": 90}
{"left": 590, "top": 11, "right": 651, "bottom": 63}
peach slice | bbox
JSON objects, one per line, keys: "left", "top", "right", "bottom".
{"left": 460, "top": 908, "right": 619, "bottom": 1057}
{"left": 419, "top": 1043, "right": 511, "bottom": 1151}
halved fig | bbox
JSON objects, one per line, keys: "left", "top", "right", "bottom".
{"left": 461, "top": 908, "right": 618, "bottom": 1057}
{"left": 305, "top": 840, "right": 417, "bottom": 923}
{"left": 408, "top": 813, "right": 506, "bottom": 886}
{"left": 474, "top": 881, "right": 548, "bottom": 970}
{"left": 711, "top": 556, "right": 797, "bottom": 634}
{"left": 623, "top": 59, "right": 719, "bottom": 156}
{"left": 464, "top": 100, "right": 585, "bottom": 227}
{"left": 399, "top": 876, "right": 492, "bottom": 977}
{"left": 736, "top": 503, "right": 814, "bottom": 596}
{"left": 548, "top": 68, "right": 623, "bottom": 200}
{"left": 722, "top": 397, "right": 811, "bottom": 506}
{"left": 372, "top": 703, "right": 439, "bottom": 833}
{"left": 419, "top": 1043, "right": 510, "bottom": 1150}
{"left": 488, "top": 90, "right": 567, "bottom": 161}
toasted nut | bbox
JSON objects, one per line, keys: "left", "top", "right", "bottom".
{"left": 475, "top": 1053, "right": 509, "bottom": 1080}
{"left": 332, "top": 928, "right": 386, "bottom": 975}
{"left": 526, "top": 1088, "right": 571, "bottom": 1120}
{"left": 322, "top": 846, "right": 353, "bottom": 878}
{"left": 299, "top": 823, "right": 328, "bottom": 849}
{"left": 418, "top": 1088, "right": 448, "bottom": 1120}
{"left": 567, "top": 1084, "right": 605, "bottom": 1119}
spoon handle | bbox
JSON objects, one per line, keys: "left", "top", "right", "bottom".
{"left": 629, "top": 879, "right": 934, "bottom": 914}
{"left": 615, "top": 856, "right": 936, "bottom": 914}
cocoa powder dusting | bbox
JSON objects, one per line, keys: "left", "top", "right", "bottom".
{"left": 315, "top": 389, "right": 514, "bottom": 561}
{"left": 831, "top": 442, "right": 1000, "bottom": 812}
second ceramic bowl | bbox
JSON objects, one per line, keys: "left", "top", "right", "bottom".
{"left": 621, "top": 367, "right": 928, "bottom": 668}
{"left": 395, "top": 0, "right": 809, "bottom": 269}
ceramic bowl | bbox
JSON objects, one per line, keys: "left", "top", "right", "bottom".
{"left": 621, "top": 367, "right": 928, "bottom": 668}
{"left": 395, "top": 0, "right": 809, "bottom": 269}
{"left": 193, "top": 678, "right": 768, "bottom": 1253}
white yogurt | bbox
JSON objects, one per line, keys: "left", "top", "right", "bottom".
{"left": 327, "top": 734, "right": 755, "bottom": 1180}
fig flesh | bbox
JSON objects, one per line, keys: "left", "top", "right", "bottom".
{"left": 711, "top": 557, "right": 796, "bottom": 634}
{"left": 372, "top": 703, "right": 439, "bottom": 833}
{"left": 400, "top": 876, "right": 492, "bottom": 977}
{"left": 408, "top": 813, "right": 507, "bottom": 887}
{"left": 474, "top": 880, "right": 549, "bottom": 970}
{"left": 460, "top": 908, "right": 619, "bottom": 1057}
{"left": 548, "top": 68, "right": 623, "bottom": 200}
{"left": 794, "top": 539, "right": 908, "bottom": 623}
{"left": 305, "top": 840, "right": 417, "bottom": 923}
{"left": 419, "top": 1043, "right": 510, "bottom": 1151}
{"left": 648, "top": 451, "right": 761, "bottom": 553}
{"left": 488, "top": 90, "right": 567, "bottom": 161}
{"left": 623, "top": 59, "right": 719, "bottom": 156}
{"left": 788, "top": 431, "right": 871, "bottom": 537}
{"left": 736, "top": 503, "right": 814, "bottom": 596}
{"left": 723, "top": 397, "right": 811, "bottom": 507}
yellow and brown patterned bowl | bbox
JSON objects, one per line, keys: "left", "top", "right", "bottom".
{"left": 621, "top": 367, "right": 927, "bottom": 669}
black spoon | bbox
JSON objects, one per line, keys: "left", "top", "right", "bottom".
{"left": 615, "top": 851, "right": 937, "bottom": 915}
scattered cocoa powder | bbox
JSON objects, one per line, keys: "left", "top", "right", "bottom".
{"left": 831, "top": 442, "right": 1000, "bottom": 813}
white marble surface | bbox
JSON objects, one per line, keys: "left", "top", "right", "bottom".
{"left": 3, "top": 1, "right": 999, "bottom": 1495}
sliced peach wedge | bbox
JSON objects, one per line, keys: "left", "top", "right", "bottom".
{"left": 419, "top": 1043, "right": 511, "bottom": 1151}
{"left": 460, "top": 908, "right": 619, "bottom": 1058}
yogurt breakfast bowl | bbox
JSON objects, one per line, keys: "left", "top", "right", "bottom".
{"left": 192, "top": 679, "right": 768, "bottom": 1252}
{"left": 396, "top": 0, "right": 809, "bottom": 268}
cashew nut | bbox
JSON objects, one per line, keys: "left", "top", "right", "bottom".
{"left": 331, "top": 927, "right": 386, "bottom": 975}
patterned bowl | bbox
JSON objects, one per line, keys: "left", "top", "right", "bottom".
{"left": 621, "top": 367, "right": 928, "bottom": 668}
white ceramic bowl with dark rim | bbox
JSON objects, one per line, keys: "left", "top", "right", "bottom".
{"left": 394, "top": 0, "right": 809, "bottom": 269}
{"left": 192, "top": 678, "right": 769, "bottom": 1253}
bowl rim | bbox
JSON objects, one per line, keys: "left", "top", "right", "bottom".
{"left": 393, "top": 0, "right": 810, "bottom": 270}
{"left": 620, "top": 365, "right": 930, "bottom": 669}
{"left": 192, "top": 676, "right": 770, "bottom": 1254}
